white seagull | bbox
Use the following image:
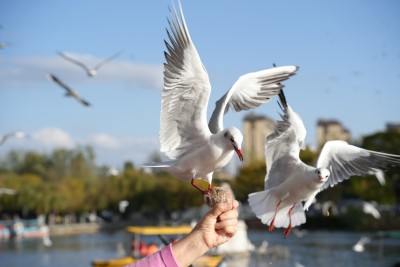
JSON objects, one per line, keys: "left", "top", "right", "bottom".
{"left": 352, "top": 236, "right": 370, "bottom": 253}
{"left": 248, "top": 90, "right": 400, "bottom": 237}
{"left": 58, "top": 50, "right": 121, "bottom": 77}
{"left": 143, "top": 0, "right": 298, "bottom": 194}
{"left": 0, "top": 131, "right": 27, "bottom": 146}
{"left": 47, "top": 73, "right": 91, "bottom": 107}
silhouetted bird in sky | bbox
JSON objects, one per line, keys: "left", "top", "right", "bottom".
{"left": 0, "top": 131, "right": 27, "bottom": 146}
{"left": 47, "top": 73, "right": 91, "bottom": 107}
{"left": 58, "top": 50, "right": 121, "bottom": 77}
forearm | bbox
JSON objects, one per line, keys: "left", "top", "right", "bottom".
{"left": 125, "top": 244, "right": 179, "bottom": 267}
{"left": 171, "top": 230, "right": 209, "bottom": 267}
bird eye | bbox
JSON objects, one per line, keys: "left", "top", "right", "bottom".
{"left": 230, "top": 137, "right": 235, "bottom": 143}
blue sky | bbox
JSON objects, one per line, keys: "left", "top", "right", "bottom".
{"left": 1, "top": 0, "right": 399, "bottom": 170}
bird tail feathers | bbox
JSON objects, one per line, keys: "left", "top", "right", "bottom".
{"left": 248, "top": 190, "right": 278, "bottom": 226}
{"left": 248, "top": 190, "right": 306, "bottom": 228}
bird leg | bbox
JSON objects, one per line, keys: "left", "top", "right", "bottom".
{"left": 284, "top": 204, "right": 296, "bottom": 238}
{"left": 191, "top": 178, "right": 212, "bottom": 195}
{"left": 269, "top": 200, "right": 281, "bottom": 232}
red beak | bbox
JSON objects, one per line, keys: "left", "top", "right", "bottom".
{"left": 234, "top": 145, "right": 243, "bottom": 161}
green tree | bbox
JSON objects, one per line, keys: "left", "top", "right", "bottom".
{"left": 232, "top": 161, "right": 265, "bottom": 202}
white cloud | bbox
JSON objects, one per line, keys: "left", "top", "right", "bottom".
{"left": 91, "top": 133, "right": 120, "bottom": 149}
{"left": 0, "top": 127, "right": 160, "bottom": 167}
{"left": 31, "top": 128, "right": 75, "bottom": 149}
{"left": 0, "top": 53, "right": 164, "bottom": 90}
{"left": 84, "top": 135, "right": 160, "bottom": 166}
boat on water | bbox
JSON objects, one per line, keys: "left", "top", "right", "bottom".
{"left": 92, "top": 225, "right": 225, "bottom": 267}
{"left": 0, "top": 219, "right": 50, "bottom": 240}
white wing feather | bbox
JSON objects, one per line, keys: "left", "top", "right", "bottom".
{"left": 208, "top": 66, "right": 299, "bottom": 134}
{"left": 317, "top": 140, "right": 400, "bottom": 191}
{"left": 264, "top": 91, "right": 306, "bottom": 189}
{"left": 160, "top": 1, "right": 212, "bottom": 159}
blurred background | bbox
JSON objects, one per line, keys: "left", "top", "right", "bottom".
{"left": 1, "top": 0, "right": 399, "bottom": 266}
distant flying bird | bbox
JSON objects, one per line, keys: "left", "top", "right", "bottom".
{"left": 352, "top": 236, "right": 370, "bottom": 253}
{"left": 362, "top": 201, "right": 381, "bottom": 219}
{"left": 143, "top": 0, "right": 298, "bottom": 195}
{"left": 0, "top": 131, "right": 27, "bottom": 146}
{"left": 119, "top": 200, "right": 129, "bottom": 213}
{"left": 58, "top": 50, "right": 121, "bottom": 77}
{"left": 0, "top": 42, "right": 7, "bottom": 49}
{"left": 106, "top": 167, "right": 120, "bottom": 176}
{"left": 248, "top": 90, "right": 400, "bottom": 237}
{"left": 0, "top": 188, "right": 17, "bottom": 195}
{"left": 47, "top": 73, "right": 91, "bottom": 107}
{"left": 0, "top": 40, "right": 14, "bottom": 49}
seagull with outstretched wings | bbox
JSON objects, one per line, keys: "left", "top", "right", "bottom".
{"left": 58, "top": 50, "right": 121, "bottom": 77}
{"left": 0, "top": 131, "right": 27, "bottom": 146}
{"left": 143, "top": 0, "right": 298, "bottom": 195}
{"left": 248, "top": 90, "right": 400, "bottom": 237}
{"left": 47, "top": 73, "right": 91, "bottom": 107}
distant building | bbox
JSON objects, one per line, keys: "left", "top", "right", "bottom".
{"left": 242, "top": 112, "right": 275, "bottom": 165}
{"left": 317, "top": 119, "right": 351, "bottom": 148}
{"left": 386, "top": 123, "right": 400, "bottom": 133}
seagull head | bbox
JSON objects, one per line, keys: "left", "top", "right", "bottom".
{"left": 315, "top": 168, "right": 330, "bottom": 182}
{"left": 224, "top": 127, "right": 243, "bottom": 161}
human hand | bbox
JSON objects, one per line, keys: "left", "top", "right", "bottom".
{"left": 192, "top": 200, "right": 239, "bottom": 249}
{"left": 171, "top": 200, "right": 239, "bottom": 267}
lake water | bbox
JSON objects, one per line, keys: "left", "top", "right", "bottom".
{"left": 0, "top": 229, "right": 399, "bottom": 267}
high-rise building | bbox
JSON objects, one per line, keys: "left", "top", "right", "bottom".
{"left": 242, "top": 112, "right": 275, "bottom": 165}
{"left": 386, "top": 123, "right": 400, "bottom": 133}
{"left": 317, "top": 119, "right": 351, "bottom": 148}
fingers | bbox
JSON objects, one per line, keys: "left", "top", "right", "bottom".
{"left": 218, "top": 206, "right": 238, "bottom": 222}
{"left": 215, "top": 218, "right": 237, "bottom": 231}
{"left": 232, "top": 199, "right": 239, "bottom": 209}
{"left": 215, "top": 218, "right": 237, "bottom": 239}
{"left": 208, "top": 200, "right": 239, "bottom": 219}
{"left": 214, "top": 200, "right": 239, "bottom": 232}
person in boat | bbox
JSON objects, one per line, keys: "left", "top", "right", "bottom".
{"left": 146, "top": 243, "right": 159, "bottom": 255}
{"left": 124, "top": 200, "right": 239, "bottom": 267}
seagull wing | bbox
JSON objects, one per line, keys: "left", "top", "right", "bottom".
{"left": 47, "top": 73, "right": 91, "bottom": 107}
{"left": 0, "top": 131, "right": 26, "bottom": 146}
{"left": 58, "top": 51, "right": 91, "bottom": 73}
{"left": 209, "top": 66, "right": 299, "bottom": 134}
{"left": 47, "top": 73, "right": 74, "bottom": 94}
{"left": 77, "top": 98, "right": 91, "bottom": 107}
{"left": 264, "top": 90, "right": 307, "bottom": 189}
{"left": 93, "top": 50, "right": 122, "bottom": 70}
{"left": 0, "top": 135, "right": 7, "bottom": 146}
{"left": 160, "top": 1, "right": 212, "bottom": 159}
{"left": 317, "top": 140, "right": 400, "bottom": 191}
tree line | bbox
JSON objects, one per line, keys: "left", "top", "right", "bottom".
{"left": 0, "top": 130, "right": 399, "bottom": 221}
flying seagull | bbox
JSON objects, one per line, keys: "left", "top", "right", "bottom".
{"left": 248, "top": 90, "right": 400, "bottom": 237}
{"left": 47, "top": 73, "right": 91, "bottom": 107}
{"left": 0, "top": 131, "right": 27, "bottom": 146}
{"left": 143, "top": 0, "right": 298, "bottom": 195}
{"left": 352, "top": 236, "right": 370, "bottom": 253}
{"left": 58, "top": 50, "right": 121, "bottom": 77}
